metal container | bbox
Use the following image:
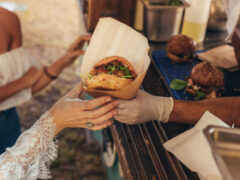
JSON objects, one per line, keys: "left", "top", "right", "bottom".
{"left": 143, "top": 2, "right": 185, "bottom": 42}
{"left": 204, "top": 125, "right": 240, "bottom": 180}
{"left": 208, "top": 0, "right": 227, "bottom": 31}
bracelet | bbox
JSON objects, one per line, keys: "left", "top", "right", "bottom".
{"left": 44, "top": 66, "right": 58, "bottom": 80}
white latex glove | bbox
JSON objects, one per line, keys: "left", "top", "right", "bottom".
{"left": 114, "top": 90, "right": 174, "bottom": 125}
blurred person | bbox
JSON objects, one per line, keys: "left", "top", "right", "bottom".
{"left": 0, "top": 7, "right": 90, "bottom": 153}
{"left": 114, "top": 0, "right": 240, "bottom": 126}
{"left": 0, "top": 82, "right": 118, "bottom": 179}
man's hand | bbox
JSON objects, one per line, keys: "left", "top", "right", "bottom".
{"left": 114, "top": 90, "right": 173, "bottom": 125}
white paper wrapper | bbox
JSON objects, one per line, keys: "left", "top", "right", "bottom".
{"left": 163, "top": 111, "right": 230, "bottom": 179}
{"left": 197, "top": 45, "right": 239, "bottom": 70}
{"left": 222, "top": 0, "right": 240, "bottom": 40}
{"left": 80, "top": 17, "right": 150, "bottom": 99}
{"left": 0, "top": 47, "right": 41, "bottom": 110}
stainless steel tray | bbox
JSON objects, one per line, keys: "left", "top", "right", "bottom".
{"left": 204, "top": 125, "right": 240, "bottom": 180}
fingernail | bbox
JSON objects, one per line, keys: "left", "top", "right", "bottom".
{"left": 113, "top": 101, "right": 118, "bottom": 106}
{"left": 106, "top": 97, "right": 112, "bottom": 102}
{"left": 112, "top": 110, "right": 118, "bottom": 115}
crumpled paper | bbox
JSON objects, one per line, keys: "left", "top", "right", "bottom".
{"left": 163, "top": 111, "right": 230, "bottom": 179}
{"left": 222, "top": 0, "right": 240, "bottom": 40}
{"left": 0, "top": 47, "right": 41, "bottom": 110}
{"left": 197, "top": 45, "right": 239, "bottom": 71}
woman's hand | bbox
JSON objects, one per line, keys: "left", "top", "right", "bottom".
{"left": 49, "top": 82, "right": 118, "bottom": 135}
{"left": 47, "top": 35, "right": 91, "bottom": 76}
{"left": 60, "top": 34, "right": 91, "bottom": 67}
{"left": 21, "top": 66, "right": 43, "bottom": 88}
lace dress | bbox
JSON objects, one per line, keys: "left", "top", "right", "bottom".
{"left": 0, "top": 112, "right": 58, "bottom": 180}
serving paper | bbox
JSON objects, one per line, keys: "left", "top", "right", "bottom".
{"left": 164, "top": 111, "right": 229, "bottom": 179}
{"left": 80, "top": 17, "right": 150, "bottom": 99}
{"left": 197, "top": 45, "right": 239, "bottom": 71}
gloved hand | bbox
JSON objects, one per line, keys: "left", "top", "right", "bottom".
{"left": 114, "top": 90, "right": 173, "bottom": 125}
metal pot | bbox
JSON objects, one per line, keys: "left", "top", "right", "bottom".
{"left": 143, "top": 1, "right": 185, "bottom": 42}
{"left": 208, "top": 0, "right": 227, "bottom": 31}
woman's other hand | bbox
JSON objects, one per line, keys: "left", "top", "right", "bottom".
{"left": 47, "top": 35, "right": 91, "bottom": 77}
{"left": 49, "top": 82, "right": 118, "bottom": 135}
{"left": 61, "top": 34, "right": 91, "bottom": 67}
{"left": 21, "top": 66, "right": 43, "bottom": 88}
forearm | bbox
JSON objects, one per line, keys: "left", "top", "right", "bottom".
{"left": 169, "top": 97, "right": 240, "bottom": 126}
{"left": 31, "top": 59, "right": 65, "bottom": 94}
{"left": 0, "top": 77, "right": 27, "bottom": 102}
{"left": 31, "top": 72, "right": 52, "bottom": 94}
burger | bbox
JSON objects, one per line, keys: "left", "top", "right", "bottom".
{"left": 167, "top": 34, "right": 196, "bottom": 63}
{"left": 86, "top": 56, "right": 137, "bottom": 91}
{"left": 186, "top": 62, "right": 224, "bottom": 99}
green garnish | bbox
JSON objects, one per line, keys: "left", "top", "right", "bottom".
{"left": 170, "top": 79, "right": 188, "bottom": 90}
{"left": 168, "top": 0, "right": 183, "bottom": 5}
{"left": 104, "top": 64, "right": 132, "bottom": 76}
{"left": 122, "top": 75, "right": 133, "bottom": 79}
{"left": 80, "top": 72, "right": 92, "bottom": 79}
{"left": 194, "top": 91, "right": 207, "bottom": 100}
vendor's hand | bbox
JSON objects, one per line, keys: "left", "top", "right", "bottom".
{"left": 49, "top": 82, "right": 118, "bottom": 135}
{"left": 21, "top": 66, "right": 43, "bottom": 88}
{"left": 47, "top": 35, "right": 91, "bottom": 76}
{"left": 114, "top": 90, "right": 173, "bottom": 125}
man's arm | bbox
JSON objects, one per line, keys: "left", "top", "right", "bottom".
{"left": 169, "top": 97, "right": 240, "bottom": 126}
{"left": 115, "top": 90, "right": 240, "bottom": 126}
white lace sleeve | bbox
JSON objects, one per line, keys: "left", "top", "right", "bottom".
{"left": 0, "top": 112, "right": 58, "bottom": 180}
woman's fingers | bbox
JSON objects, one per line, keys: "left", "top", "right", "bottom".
{"left": 67, "top": 109, "right": 117, "bottom": 129}
{"left": 82, "top": 96, "right": 112, "bottom": 110}
{"left": 88, "top": 120, "right": 113, "bottom": 131}
{"left": 68, "top": 34, "right": 91, "bottom": 51}
{"left": 84, "top": 101, "right": 118, "bottom": 119}
{"left": 85, "top": 109, "right": 117, "bottom": 125}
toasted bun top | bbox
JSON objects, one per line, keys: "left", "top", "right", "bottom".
{"left": 191, "top": 62, "right": 224, "bottom": 87}
{"left": 167, "top": 34, "right": 195, "bottom": 55}
{"left": 93, "top": 56, "right": 136, "bottom": 74}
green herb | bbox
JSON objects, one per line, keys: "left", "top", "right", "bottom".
{"left": 183, "top": 54, "right": 190, "bottom": 59}
{"left": 170, "top": 79, "right": 188, "bottom": 90}
{"left": 80, "top": 73, "right": 92, "bottom": 79}
{"left": 168, "top": 0, "right": 183, "bottom": 5}
{"left": 194, "top": 91, "right": 207, "bottom": 100}
{"left": 122, "top": 75, "right": 133, "bottom": 79}
{"left": 111, "top": 66, "right": 116, "bottom": 72}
